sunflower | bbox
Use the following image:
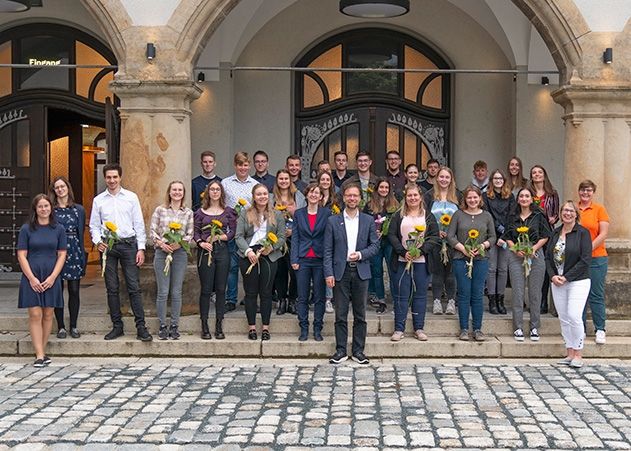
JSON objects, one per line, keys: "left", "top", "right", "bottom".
{"left": 440, "top": 214, "right": 451, "bottom": 226}
{"left": 468, "top": 229, "right": 480, "bottom": 239}
{"left": 238, "top": 198, "right": 247, "bottom": 206}
{"left": 366, "top": 186, "right": 374, "bottom": 194}
{"left": 331, "top": 204, "right": 341, "bottom": 215}
{"left": 516, "top": 226, "right": 529, "bottom": 234}
{"left": 415, "top": 225, "right": 426, "bottom": 232}
{"left": 267, "top": 232, "right": 278, "bottom": 244}
{"left": 104, "top": 221, "right": 118, "bottom": 232}
{"left": 211, "top": 219, "right": 223, "bottom": 228}
{"left": 169, "top": 222, "right": 182, "bottom": 230}
{"left": 275, "top": 204, "right": 287, "bottom": 211}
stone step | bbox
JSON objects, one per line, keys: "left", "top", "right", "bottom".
{"left": 0, "top": 313, "right": 628, "bottom": 336}
{"left": 10, "top": 333, "right": 630, "bottom": 359}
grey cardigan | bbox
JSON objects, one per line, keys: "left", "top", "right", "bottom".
{"left": 235, "top": 209, "right": 287, "bottom": 262}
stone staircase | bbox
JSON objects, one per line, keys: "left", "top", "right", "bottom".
{"left": 1, "top": 311, "right": 630, "bottom": 360}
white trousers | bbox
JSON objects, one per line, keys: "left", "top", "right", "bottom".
{"left": 551, "top": 278, "right": 591, "bottom": 350}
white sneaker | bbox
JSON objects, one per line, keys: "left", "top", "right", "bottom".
{"left": 595, "top": 330, "right": 606, "bottom": 345}
{"left": 325, "top": 299, "right": 334, "bottom": 314}
{"left": 530, "top": 328, "right": 540, "bottom": 341}
{"left": 433, "top": 299, "right": 443, "bottom": 315}
{"left": 445, "top": 299, "right": 456, "bottom": 315}
{"left": 514, "top": 328, "right": 525, "bottom": 342}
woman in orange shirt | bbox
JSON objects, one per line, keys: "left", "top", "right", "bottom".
{"left": 577, "top": 180, "right": 609, "bottom": 345}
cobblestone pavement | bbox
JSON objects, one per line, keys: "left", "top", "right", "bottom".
{"left": 0, "top": 359, "right": 630, "bottom": 450}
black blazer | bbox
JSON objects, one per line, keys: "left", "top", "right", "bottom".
{"left": 387, "top": 210, "right": 440, "bottom": 273}
{"left": 290, "top": 206, "right": 330, "bottom": 263}
{"left": 545, "top": 223, "right": 592, "bottom": 282}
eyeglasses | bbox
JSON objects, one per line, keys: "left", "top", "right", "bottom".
{"left": 561, "top": 208, "right": 576, "bottom": 214}
{"left": 579, "top": 188, "right": 594, "bottom": 193}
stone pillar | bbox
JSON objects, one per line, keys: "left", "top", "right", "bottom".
{"left": 553, "top": 86, "right": 631, "bottom": 316}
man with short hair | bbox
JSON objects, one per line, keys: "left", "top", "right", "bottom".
{"left": 419, "top": 158, "right": 440, "bottom": 192}
{"left": 324, "top": 183, "right": 379, "bottom": 365}
{"left": 385, "top": 151, "right": 406, "bottom": 199}
{"left": 252, "top": 150, "right": 275, "bottom": 192}
{"left": 286, "top": 155, "right": 307, "bottom": 192}
{"left": 471, "top": 160, "right": 489, "bottom": 191}
{"left": 222, "top": 152, "right": 258, "bottom": 311}
{"left": 317, "top": 160, "right": 332, "bottom": 174}
{"left": 89, "top": 163, "right": 152, "bottom": 342}
{"left": 333, "top": 151, "right": 353, "bottom": 188}
{"left": 192, "top": 151, "right": 222, "bottom": 211}
{"left": 342, "top": 151, "right": 378, "bottom": 207}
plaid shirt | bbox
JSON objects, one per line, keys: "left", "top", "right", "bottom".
{"left": 149, "top": 205, "right": 194, "bottom": 246}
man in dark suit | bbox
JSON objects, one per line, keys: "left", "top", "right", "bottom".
{"left": 324, "top": 183, "right": 379, "bottom": 365}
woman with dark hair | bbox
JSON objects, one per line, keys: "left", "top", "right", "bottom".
{"left": 482, "top": 169, "right": 515, "bottom": 315}
{"left": 193, "top": 180, "right": 236, "bottom": 340}
{"left": 318, "top": 170, "right": 340, "bottom": 207}
{"left": 507, "top": 157, "right": 528, "bottom": 196}
{"left": 547, "top": 200, "right": 592, "bottom": 367}
{"left": 364, "top": 177, "right": 399, "bottom": 313}
{"left": 17, "top": 194, "right": 67, "bottom": 367}
{"left": 404, "top": 164, "right": 423, "bottom": 190}
{"left": 504, "top": 187, "right": 552, "bottom": 342}
{"left": 388, "top": 184, "right": 439, "bottom": 341}
{"left": 448, "top": 186, "right": 496, "bottom": 341}
{"left": 529, "top": 164, "right": 559, "bottom": 314}
{"left": 291, "top": 183, "right": 330, "bottom": 341}
{"left": 49, "top": 177, "right": 86, "bottom": 339}
{"left": 236, "top": 184, "right": 286, "bottom": 340}
{"left": 150, "top": 180, "right": 194, "bottom": 340}
{"left": 271, "top": 169, "right": 305, "bottom": 315}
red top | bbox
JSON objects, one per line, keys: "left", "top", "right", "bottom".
{"left": 306, "top": 213, "right": 317, "bottom": 258}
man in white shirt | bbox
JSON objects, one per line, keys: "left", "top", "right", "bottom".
{"left": 221, "top": 152, "right": 258, "bottom": 311}
{"left": 89, "top": 163, "right": 152, "bottom": 341}
{"left": 323, "top": 183, "right": 379, "bottom": 365}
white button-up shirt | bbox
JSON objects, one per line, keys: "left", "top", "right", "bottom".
{"left": 89, "top": 187, "right": 147, "bottom": 250}
{"left": 221, "top": 174, "right": 258, "bottom": 209}
{"left": 343, "top": 209, "right": 360, "bottom": 261}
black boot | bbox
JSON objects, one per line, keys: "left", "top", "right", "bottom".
{"left": 488, "top": 294, "right": 498, "bottom": 315}
{"left": 540, "top": 297, "right": 549, "bottom": 314}
{"left": 276, "top": 298, "right": 287, "bottom": 315}
{"left": 201, "top": 319, "right": 211, "bottom": 339}
{"left": 287, "top": 299, "right": 297, "bottom": 315}
{"left": 497, "top": 295, "right": 507, "bottom": 315}
{"left": 215, "top": 319, "right": 225, "bottom": 340}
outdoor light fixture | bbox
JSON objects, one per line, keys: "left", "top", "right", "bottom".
{"left": 197, "top": 72, "right": 205, "bottom": 82}
{"left": 0, "top": 0, "right": 31, "bottom": 12}
{"left": 146, "top": 43, "right": 156, "bottom": 61}
{"left": 541, "top": 76, "right": 549, "bottom": 86}
{"left": 339, "top": 0, "right": 410, "bottom": 18}
{"left": 603, "top": 47, "right": 613, "bottom": 64}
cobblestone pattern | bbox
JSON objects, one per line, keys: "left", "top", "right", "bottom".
{"left": 0, "top": 361, "right": 630, "bottom": 449}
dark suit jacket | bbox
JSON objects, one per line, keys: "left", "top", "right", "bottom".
{"left": 323, "top": 210, "right": 379, "bottom": 281}
{"left": 290, "top": 206, "right": 330, "bottom": 264}
{"left": 387, "top": 210, "right": 440, "bottom": 273}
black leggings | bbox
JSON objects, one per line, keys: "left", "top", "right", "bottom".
{"left": 55, "top": 279, "right": 80, "bottom": 329}
{"left": 197, "top": 243, "right": 229, "bottom": 320}
{"left": 240, "top": 256, "right": 277, "bottom": 326}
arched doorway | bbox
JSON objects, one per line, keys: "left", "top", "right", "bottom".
{"left": 0, "top": 23, "right": 118, "bottom": 271}
{"left": 295, "top": 28, "right": 450, "bottom": 178}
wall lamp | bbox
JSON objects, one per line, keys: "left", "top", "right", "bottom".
{"left": 146, "top": 43, "right": 156, "bottom": 61}
{"left": 197, "top": 72, "right": 205, "bottom": 82}
{"left": 603, "top": 48, "right": 613, "bottom": 64}
{"left": 541, "top": 76, "right": 549, "bottom": 86}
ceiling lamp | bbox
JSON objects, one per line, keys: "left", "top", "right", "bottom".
{"left": 0, "top": 0, "right": 31, "bottom": 12}
{"left": 340, "top": 0, "right": 409, "bottom": 18}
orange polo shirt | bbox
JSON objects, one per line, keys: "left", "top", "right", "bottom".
{"left": 579, "top": 202, "right": 609, "bottom": 257}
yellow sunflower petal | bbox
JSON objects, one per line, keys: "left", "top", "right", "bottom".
{"left": 267, "top": 232, "right": 278, "bottom": 244}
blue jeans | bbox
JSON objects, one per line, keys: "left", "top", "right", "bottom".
{"left": 226, "top": 239, "right": 239, "bottom": 304}
{"left": 368, "top": 242, "right": 393, "bottom": 300}
{"left": 153, "top": 248, "right": 187, "bottom": 326}
{"left": 584, "top": 256, "right": 608, "bottom": 332}
{"left": 296, "top": 258, "right": 325, "bottom": 333}
{"left": 392, "top": 262, "right": 428, "bottom": 332}
{"left": 453, "top": 258, "right": 488, "bottom": 331}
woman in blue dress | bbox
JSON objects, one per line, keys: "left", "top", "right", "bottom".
{"left": 49, "top": 177, "right": 86, "bottom": 339}
{"left": 17, "top": 194, "right": 67, "bottom": 367}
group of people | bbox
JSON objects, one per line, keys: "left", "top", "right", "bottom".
{"left": 17, "top": 148, "right": 609, "bottom": 368}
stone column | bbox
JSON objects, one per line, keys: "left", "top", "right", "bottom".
{"left": 553, "top": 86, "right": 631, "bottom": 315}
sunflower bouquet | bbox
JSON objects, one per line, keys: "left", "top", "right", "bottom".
{"left": 439, "top": 213, "right": 452, "bottom": 265}
{"left": 246, "top": 232, "right": 279, "bottom": 274}
{"left": 331, "top": 203, "right": 341, "bottom": 215}
{"left": 101, "top": 221, "right": 119, "bottom": 277}
{"left": 234, "top": 198, "right": 247, "bottom": 215}
{"left": 464, "top": 228, "right": 486, "bottom": 278}
{"left": 511, "top": 225, "right": 534, "bottom": 277}
{"left": 359, "top": 185, "right": 373, "bottom": 210}
{"left": 162, "top": 222, "right": 192, "bottom": 275}
{"left": 405, "top": 225, "right": 426, "bottom": 272}
{"left": 201, "top": 219, "right": 224, "bottom": 266}
{"left": 275, "top": 204, "right": 293, "bottom": 228}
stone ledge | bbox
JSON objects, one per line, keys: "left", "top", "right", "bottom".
{"left": 0, "top": 332, "right": 26, "bottom": 355}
